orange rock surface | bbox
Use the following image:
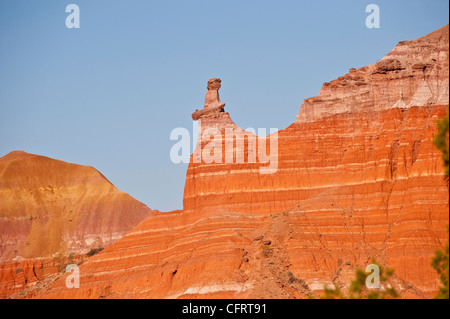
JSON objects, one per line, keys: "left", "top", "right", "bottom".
{"left": 20, "top": 25, "right": 450, "bottom": 299}
{"left": 0, "top": 151, "right": 152, "bottom": 297}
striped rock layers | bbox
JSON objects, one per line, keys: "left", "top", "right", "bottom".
{"left": 0, "top": 151, "right": 152, "bottom": 297}
{"left": 32, "top": 25, "right": 449, "bottom": 299}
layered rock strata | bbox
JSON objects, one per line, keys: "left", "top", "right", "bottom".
{"left": 31, "top": 25, "right": 450, "bottom": 299}
{"left": 0, "top": 151, "right": 152, "bottom": 297}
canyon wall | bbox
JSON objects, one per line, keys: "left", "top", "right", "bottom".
{"left": 184, "top": 24, "right": 449, "bottom": 215}
{"left": 30, "top": 25, "right": 449, "bottom": 299}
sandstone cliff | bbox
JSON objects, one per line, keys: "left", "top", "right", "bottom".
{"left": 30, "top": 25, "right": 449, "bottom": 299}
{"left": 297, "top": 24, "right": 449, "bottom": 122}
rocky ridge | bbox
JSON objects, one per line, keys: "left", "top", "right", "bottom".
{"left": 20, "top": 25, "right": 450, "bottom": 299}
{"left": 0, "top": 151, "right": 152, "bottom": 297}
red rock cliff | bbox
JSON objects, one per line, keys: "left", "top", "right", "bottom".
{"left": 31, "top": 25, "right": 449, "bottom": 299}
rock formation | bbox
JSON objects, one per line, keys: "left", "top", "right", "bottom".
{"left": 20, "top": 25, "right": 450, "bottom": 299}
{"left": 297, "top": 24, "right": 449, "bottom": 122}
{"left": 192, "top": 78, "right": 228, "bottom": 120}
{"left": 0, "top": 151, "right": 152, "bottom": 297}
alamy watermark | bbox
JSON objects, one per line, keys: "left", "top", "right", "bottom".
{"left": 64, "top": 4, "right": 379, "bottom": 30}
{"left": 366, "top": 264, "right": 380, "bottom": 288}
{"left": 65, "top": 4, "right": 80, "bottom": 29}
{"left": 366, "top": 4, "right": 380, "bottom": 29}
{"left": 65, "top": 264, "right": 80, "bottom": 288}
{"left": 170, "top": 121, "right": 278, "bottom": 174}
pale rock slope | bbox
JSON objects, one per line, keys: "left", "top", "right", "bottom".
{"left": 0, "top": 151, "right": 152, "bottom": 297}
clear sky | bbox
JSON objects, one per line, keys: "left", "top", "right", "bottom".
{"left": 0, "top": 0, "right": 448, "bottom": 211}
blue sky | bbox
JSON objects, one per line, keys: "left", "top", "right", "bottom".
{"left": 0, "top": 0, "right": 448, "bottom": 211}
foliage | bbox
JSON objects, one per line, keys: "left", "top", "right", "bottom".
{"left": 431, "top": 108, "right": 449, "bottom": 299}
{"left": 86, "top": 247, "right": 104, "bottom": 257}
{"left": 431, "top": 226, "right": 449, "bottom": 299}
{"left": 52, "top": 253, "right": 67, "bottom": 273}
{"left": 433, "top": 109, "right": 449, "bottom": 176}
{"left": 322, "top": 260, "right": 399, "bottom": 299}
{"left": 52, "top": 252, "right": 79, "bottom": 272}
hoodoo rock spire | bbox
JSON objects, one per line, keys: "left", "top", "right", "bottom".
{"left": 192, "top": 78, "right": 228, "bottom": 120}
